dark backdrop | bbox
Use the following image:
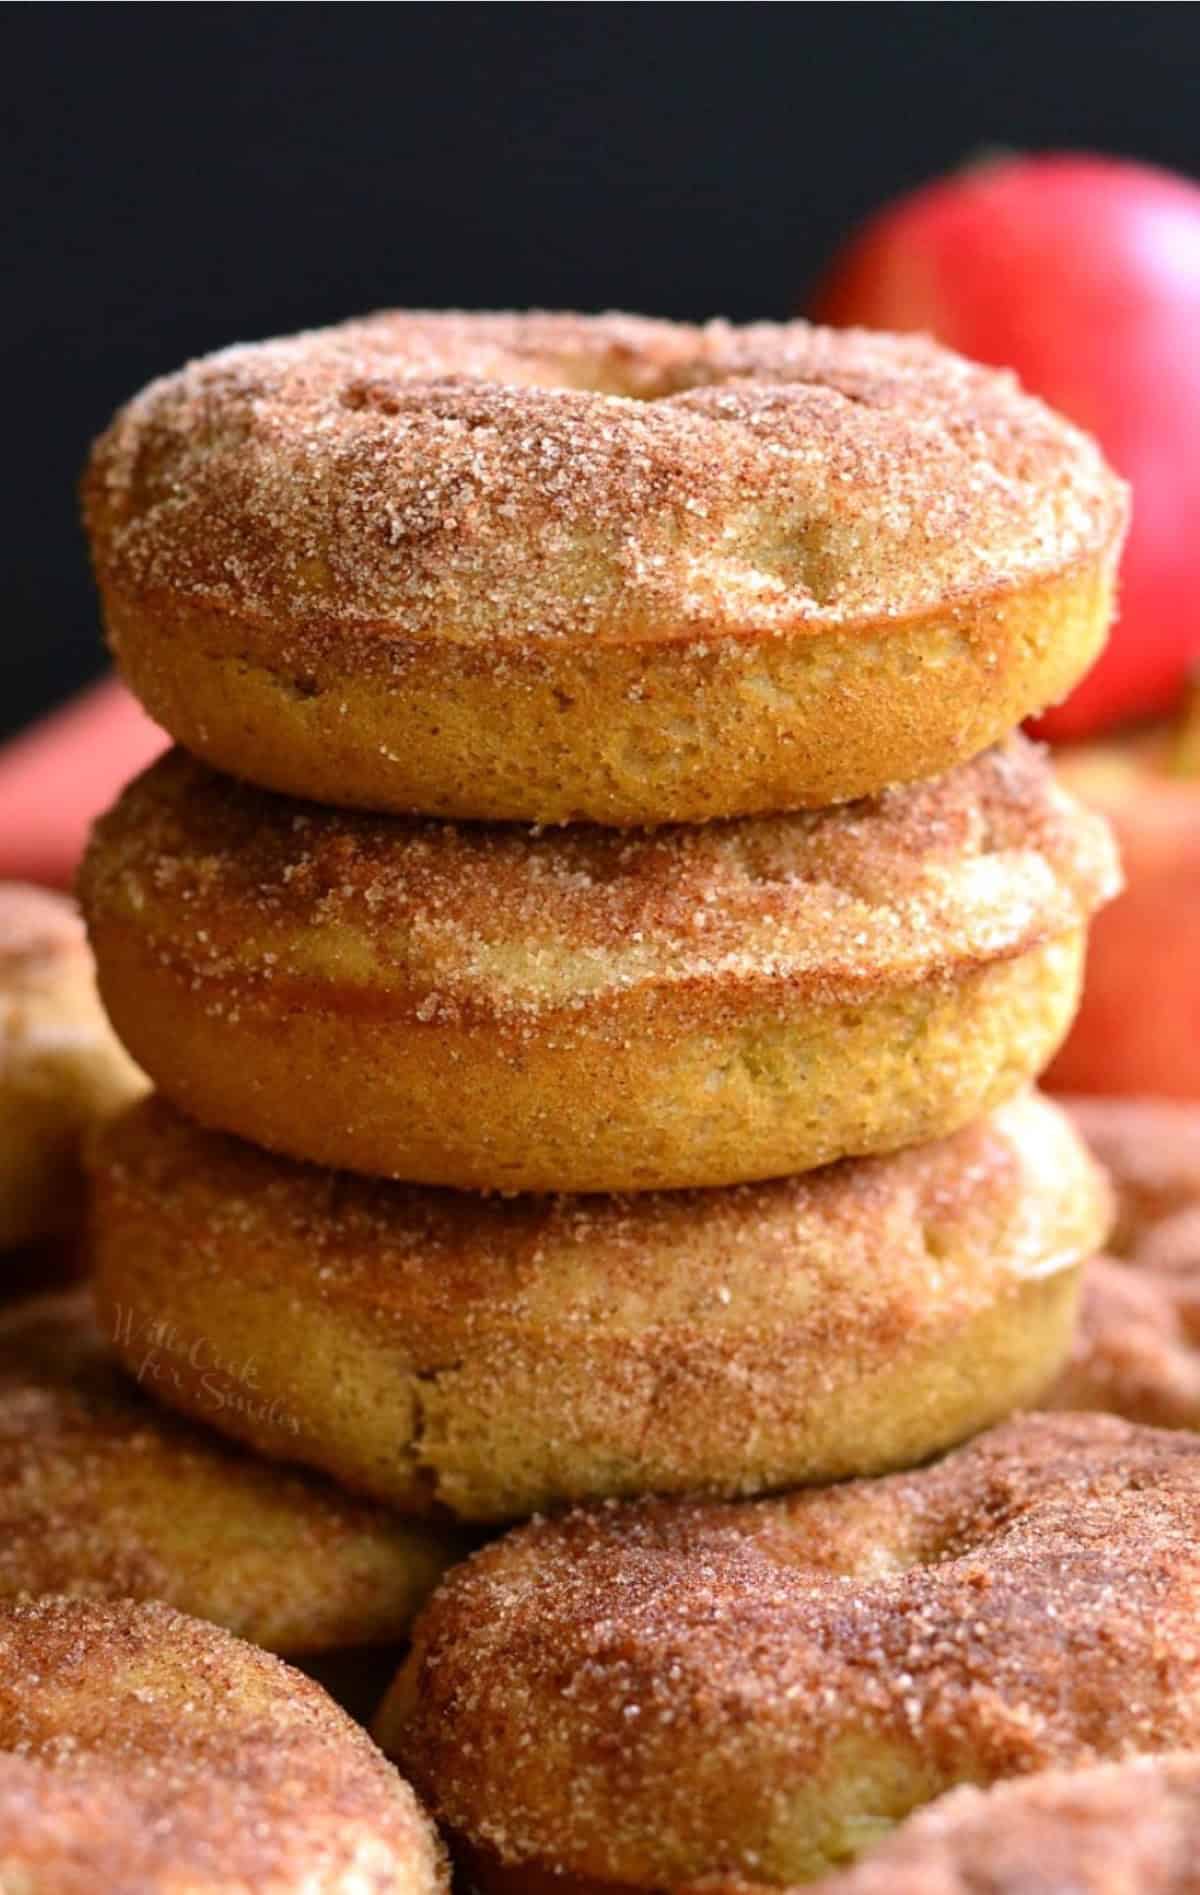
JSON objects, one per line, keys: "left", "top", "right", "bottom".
{"left": 6, "top": 2, "right": 1200, "bottom": 739}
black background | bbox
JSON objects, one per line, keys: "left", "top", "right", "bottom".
{"left": 6, "top": 3, "right": 1200, "bottom": 739}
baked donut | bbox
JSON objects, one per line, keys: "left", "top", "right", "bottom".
{"left": 0, "top": 1288, "right": 465, "bottom": 1654}
{"left": 1067, "top": 1097, "right": 1200, "bottom": 1254}
{"left": 1048, "top": 1258, "right": 1200, "bottom": 1433}
{"left": 84, "top": 311, "right": 1127, "bottom": 826}
{"left": 88, "top": 1090, "right": 1106, "bottom": 1520}
{"left": 1044, "top": 1099, "right": 1200, "bottom": 1431}
{"left": 0, "top": 1595, "right": 444, "bottom": 1893}
{"left": 79, "top": 737, "right": 1118, "bottom": 1193}
{"left": 0, "top": 882, "right": 144, "bottom": 1249}
{"left": 378, "top": 1413, "right": 1200, "bottom": 1888}
{"left": 714, "top": 1756, "right": 1200, "bottom": 1895}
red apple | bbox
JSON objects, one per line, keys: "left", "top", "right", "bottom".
{"left": 0, "top": 680, "right": 165, "bottom": 887}
{"left": 1047, "top": 693, "right": 1200, "bottom": 1097}
{"left": 811, "top": 152, "right": 1200, "bottom": 740}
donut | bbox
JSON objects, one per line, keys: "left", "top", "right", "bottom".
{"left": 0, "top": 882, "right": 144, "bottom": 1249}
{"left": 0, "top": 1595, "right": 444, "bottom": 1893}
{"left": 78, "top": 736, "right": 1118, "bottom": 1193}
{"left": 0, "top": 1287, "right": 465, "bottom": 1654}
{"left": 1048, "top": 1257, "right": 1200, "bottom": 1434}
{"left": 88, "top": 1090, "right": 1106, "bottom": 1520}
{"left": 378, "top": 1413, "right": 1200, "bottom": 1888}
{"left": 1043, "top": 1099, "right": 1200, "bottom": 1431}
{"left": 1067, "top": 1097, "right": 1200, "bottom": 1254}
{"left": 83, "top": 311, "right": 1127, "bottom": 826}
{"left": 706, "top": 1756, "right": 1200, "bottom": 1895}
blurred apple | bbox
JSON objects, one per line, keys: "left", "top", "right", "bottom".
{"left": 1047, "top": 688, "right": 1200, "bottom": 1096}
{"left": 0, "top": 679, "right": 165, "bottom": 887}
{"left": 811, "top": 152, "right": 1200, "bottom": 740}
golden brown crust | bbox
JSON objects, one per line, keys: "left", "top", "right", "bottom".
{"left": 79, "top": 739, "right": 1119, "bottom": 1191}
{"left": 88, "top": 1091, "right": 1105, "bottom": 1519}
{"left": 85, "top": 311, "right": 1127, "bottom": 822}
{"left": 378, "top": 1414, "right": 1200, "bottom": 1887}
{"left": 1043, "top": 1100, "right": 1200, "bottom": 1430}
{"left": 0, "top": 1596, "right": 444, "bottom": 1893}
{"left": 0, "top": 883, "right": 145, "bottom": 1249}
{"left": 694, "top": 1757, "right": 1200, "bottom": 1895}
{"left": 0, "top": 1288, "right": 465, "bottom": 1652}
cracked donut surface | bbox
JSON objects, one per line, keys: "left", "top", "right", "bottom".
{"left": 84, "top": 310, "right": 1127, "bottom": 824}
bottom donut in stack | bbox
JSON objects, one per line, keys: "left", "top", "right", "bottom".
{"left": 376, "top": 1413, "right": 1200, "bottom": 1890}
{"left": 86, "top": 1090, "right": 1108, "bottom": 1519}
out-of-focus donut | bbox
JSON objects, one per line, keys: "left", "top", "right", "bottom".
{"left": 1045, "top": 1099, "right": 1200, "bottom": 1431}
{"left": 698, "top": 1756, "right": 1200, "bottom": 1895}
{"left": 0, "top": 883, "right": 144, "bottom": 1249}
{"left": 0, "top": 1288, "right": 465, "bottom": 1653}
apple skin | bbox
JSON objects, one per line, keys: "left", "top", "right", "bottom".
{"left": 1047, "top": 728, "right": 1200, "bottom": 1097}
{"left": 811, "top": 152, "right": 1200, "bottom": 740}
{"left": 0, "top": 679, "right": 165, "bottom": 886}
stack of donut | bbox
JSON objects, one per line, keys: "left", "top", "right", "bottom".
{"left": 18, "top": 308, "right": 1194, "bottom": 1888}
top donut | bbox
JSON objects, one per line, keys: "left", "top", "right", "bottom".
{"left": 85, "top": 311, "right": 1128, "bottom": 824}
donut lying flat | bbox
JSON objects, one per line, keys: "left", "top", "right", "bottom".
{"left": 379, "top": 1413, "right": 1200, "bottom": 1888}
{"left": 0, "top": 883, "right": 144, "bottom": 1249}
{"left": 0, "top": 1596, "right": 444, "bottom": 1893}
{"left": 0, "top": 1289, "right": 464, "bottom": 1653}
{"left": 742, "top": 1757, "right": 1200, "bottom": 1895}
{"left": 88, "top": 1090, "right": 1106, "bottom": 1520}
{"left": 84, "top": 312, "right": 1126, "bottom": 825}
{"left": 1045, "top": 1099, "right": 1200, "bottom": 1430}
{"left": 79, "top": 737, "right": 1118, "bottom": 1192}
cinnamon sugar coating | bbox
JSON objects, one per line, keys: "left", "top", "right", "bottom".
{"left": 0, "top": 1289, "right": 464, "bottom": 1652}
{"left": 88, "top": 1090, "right": 1104, "bottom": 1519}
{"left": 712, "top": 1756, "right": 1200, "bottom": 1895}
{"left": 1069, "top": 1098, "right": 1200, "bottom": 1254}
{"left": 0, "top": 1596, "right": 444, "bottom": 1892}
{"left": 84, "top": 311, "right": 1127, "bottom": 823}
{"left": 1045, "top": 1100, "right": 1200, "bottom": 1430}
{"left": 79, "top": 738, "right": 1118, "bottom": 1191}
{"left": 379, "top": 1414, "right": 1200, "bottom": 1887}
{"left": 0, "top": 883, "right": 145, "bottom": 1249}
